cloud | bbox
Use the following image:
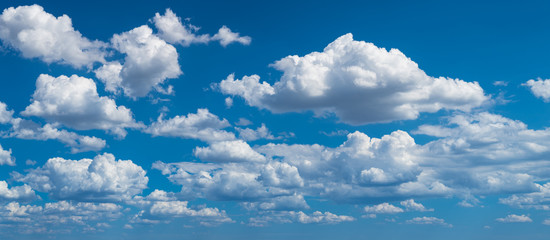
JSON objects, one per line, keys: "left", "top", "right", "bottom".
{"left": 153, "top": 9, "right": 250, "bottom": 47}
{"left": 16, "top": 153, "right": 148, "bottom": 202}
{"left": 98, "top": 25, "right": 181, "bottom": 98}
{"left": 218, "top": 34, "right": 486, "bottom": 125}
{"left": 496, "top": 214, "right": 532, "bottom": 223}
{"left": 0, "top": 181, "right": 35, "bottom": 201}
{"left": 21, "top": 74, "right": 140, "bottom": 137}
{"left": 212, "top": 26, "right": 251, "bottom": 47}
{"left": 236, "top": 124, "right": 279, "bottom": 141}
{"left": 523, "top": 78, "right": 550, "bottom": 102}
{"left": 0, "top": 201, "right": 122, "bottom": 234}
{"left": 0, "top": 5, "right": 106, "bottom": 68}
{"left": 145, "top": 108, "right": 235, "bottom": 142}
{"left": 363, "top": 203, "right": 403, "bottom": 214}
{"left": 499, "top": 183, "right": 550, "bottom": 210}
{"left": 152, "top": 9, "right": 210, "bottom": 46}
{"left": 0, "top": 144, "right": 15, "bottom": 166}
{"left": 0, "top": 102, "right": 13, "bottom": 124}
{"left": 406, "top": 216, "right": 452, "bottom": 227}
{"left": 400, "top": 199, "right": 433, "bottom": 212}
{"left": 194, "top": 140, "right": 266, "bottom": 163}
{"left": 248, "top": 211, "right": 354, "bottom": 226}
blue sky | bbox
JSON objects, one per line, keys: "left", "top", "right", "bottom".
{"left": 1, "top": 0, "right": 550, "bottom": 239}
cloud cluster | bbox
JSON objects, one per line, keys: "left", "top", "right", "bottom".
{"left": 0, "top": 5, "right": 106, "bottom": 68}
{"left": 496, "top": 214, "right": 532, "bottom": 223}
{"left": 218, "top": 34, "right": 486, "bottom": 124}
{"left": 97, "top": 25, "right": 181, "bottom": 98}
{"left": 524, "top": 78, "right": 550, "bottom": 102}
{"left": 0, "top": 181, "right": 35, "bottom": 201}
{"left": 145, "top": 108, "right": 235, "bottom": 142}
{"left": 153, "top": 9, "right": 250, "bottom": 47}
{"left": 248, "top": 211, "right": 354, "bottom": 226}
{"left": 16, "top": 153, "right": 148, "bottom": 202}
{"left": 21, "top": 74, "right": 140, "bottom": 137}
{"left": 0, "top": 144, "right": 15, "bottom": 166}
{"left": 406, "top": 216, "right": 452, "bottom": 227}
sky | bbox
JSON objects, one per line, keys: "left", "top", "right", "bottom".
{"left": 0, "top": 0, "right": 550, "bottom": 239}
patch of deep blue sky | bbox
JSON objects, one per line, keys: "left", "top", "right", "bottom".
{"left": 1, "top": 0, "right": 550, "bottom": 239}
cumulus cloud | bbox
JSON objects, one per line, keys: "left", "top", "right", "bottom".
{"left": 523, "top": 78, "right": 550, "bottom": 102}
{"left": 153, "top": 9, "right": 250, "bottom": 47}
{"left": 363, "top": 203, "right": 403, "bottom": 214}
{"left": 21, "top": 74, "right": 139, "bottom": 137}
{"left": 499, "top": 183, "right": 550, "bottom": 210}
{"left": 0, "top": 144, "right": 15, "bottom": 166}
{"left": 218, "top": 34, "right": 486, "bottom": 125}
{"left": 496, "top": 214, "right": 532, "bottom": 223}
{"left": 248, "top": 211, "right": 354, "bottom": 226}
{"left": 406, "top": 216, "right": 452, "bottom": 227}
{"left": 97, "top": 25, "right": 181, "bottom": 98}
{"left": 194, "top": 140, "right": 266, "bottom": 163}
{"left": 16, "top": 153, "right": 148, "bottom": 202}
{"left": 145, "top": 108, "right": 235, "bottom": 142}
{"left": 0, "top": 181, "right": 35, "bottom": 201}
{"left": 400, "top": 199, "right": 433, "bottom": 212}
{"left": 236, "top": 124, "right": 279, "bottom": 141}
{"left": 0, "top": 201, "right": 122, "bottom": 233}
{"left": 0, "top": 5, "right": 106, "bottom": 68}
{"left": 212, "top": 26, "right": 251, "bottom": 47}
{"left": 1, "top": 100, "right": 106, "bottom": 153}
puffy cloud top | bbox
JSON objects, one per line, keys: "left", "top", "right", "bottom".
{"left": 21, "top": 74, "right": 139, "bottom": 137}
{"left": 219, "top": 34, "right": 487, "bottom": 124}
{"left": 17, "top": 153, "right": 148, "bottom": 202}
{"left": 0, "top": 5, "right": 106, "bottom": 68}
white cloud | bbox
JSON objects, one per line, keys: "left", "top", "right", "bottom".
{"left": 496, "top": 214, "right": 532, "bottom": 223}
{"left": 153, "top": 9, "right": 250, "bottom": 47}
{"left": 400, "top": 199, "right": 433, "bottom": 212}
{"left": 0, "top": 181, "right": 35, "bottom": 201}
{"left": 0, "top": 144, "right": 15, "bottom": 166}
{"left": 249, "top": 211, "right": 354, "bottom": 226}
{"left": 6, "top": 120, "right": 106, "bottom": 153}
{"left": 102, "top": 25, "right": 181, "bottom": 98}
{"left": 0, "top": 5, "right": 106, "bottom": 68}
{"left": 145, "top": 108, "right": 235, "bottom": 142}
{"left": 0, "top": 101, "right": 13, "bottom": 124}
{"left": 21, "top": 74, "right": 139, "bottom": 137}
{"left": 224, "top": 97, "right": 233, "bottom": 108}
{"left": 16, "top": 153, "right": 148, "bottom": 202}
{"left": 406, "top": 216, "right": 452, "bottom": 227}
{"left": 194, "top": 140, "right": 266, "bottom": 163}
{"left": 236, "top": 124, "right": 279, "bottom": 141}
{"left": 543, "top": 219, "right": 550, "bottom": 225}
{"left": 152, "top": 9, "right": 210, "bottom": 46}
{"left": 499, "top": 183, "right": 550, "bottom": 210}
{"left": 363, "top": 203, "right": 403, "bottom": 214}
{"left": 523, "top": 78, "right": 550, "bottom": 102}
{"left": 212, "top": 26, "right": 251, "bottom": 47}
{"left": 235, "top": 118, "right": 252, "bottom": 126}
{"left": 218, "top": 34, "right": 486, "bottom": 125}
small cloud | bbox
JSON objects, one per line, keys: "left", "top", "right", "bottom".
{"left": 493, "top": 81, "right": 508, "bottom": 86}
{"left": 496, "top": 214, "right": 532, "bottom": 223}
{"left": 406, "top": 216, "right": 452, "bottom": 227}
{"left": 235, "top": 118, "right": 253, "bottom": 126}
{"left": 320, "top": 130, "right": 349, "bottom": 137}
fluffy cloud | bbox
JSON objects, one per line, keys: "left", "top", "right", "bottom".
{"left": 236, "top": 124, "right": 279, "bottom": 141}
{"left": 499, "top": 183, "right": 550, "bottom": 210}
{"left": 16, "top": 153, "right": 148, "bottom": 202}
{"left": 97, "top": 25, "right": 181, "bottom": 98}
{"left": 145, "top": 108, "right": 235, "bottom": 142}
{"left": 248, "top": 211, "right": 354, "bottom": 226}
{"left": 194, "top": 140, "right": 266, "bottom": 163}
{"left": 524, "top": 78, "right": 550, "bottom": 102}
{"left": 496, "top": 214, "right": 532, "bottom": 223}
{"left": 0, "top": 5, "right": 106, "bottom": 68}
{"left": 152, "top": 9, "right": 209, "bottom": 46}
{"left": 0, "top": 144, "right": 15, "bottom": 166}
{"left": 218, "top": 34, "right": 486, "bottom": 125}
{"left": 153, "top": 9, "right": 250, "bottom": 47}
{"left": 363, "top": 203, "right": 403, "bottom": 214}
{"left": 406, "top": 216, "right": 452, "bottom": 227}
{"left": 400, "top": 199, "right": 432, "bottom": 212}
{"left": 212, "top": 26, "right": 251, "bottom": 47}
{"left": 0, "top": 102, "right": 13, "bottom": 124}
{"left": 21, "top": 74, "right": 139, "bottom": 137}
{"left": 0, "top": 201, "right": 122, "bottom": 234}
{"left": 0, "top": 181, "right": 35, "bottom": 201}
